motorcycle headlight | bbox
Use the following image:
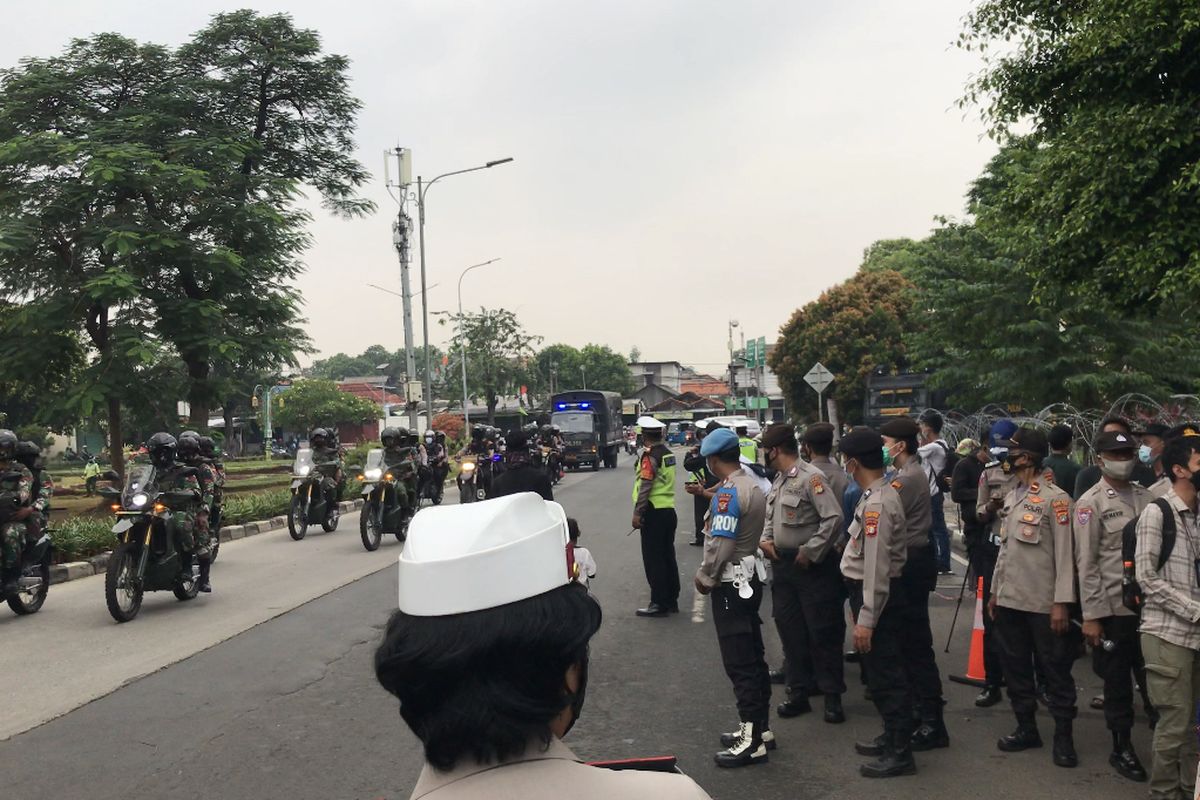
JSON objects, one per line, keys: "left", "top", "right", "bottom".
{"left": 297, "top": 465, "right": 311, "bottom": 476}
{"left": 364, "top": 468, "right": 383, "bottom": 481}
{"left": 131, "top": 492, "right": 149, "bottom": 508}
{"left": 461, "top": 462, "right": 475, "bottom": 473}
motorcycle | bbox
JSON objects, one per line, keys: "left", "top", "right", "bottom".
{"left": 287, "top": 448, "right": 341, "bottom": 540}
{"left": 356, "top": 450, "right": 416, "bottom": 551}
{"left": 541, "top": 444, "right": 563, "bottom": 486}
{"left": 456, "top": 452, "right": 499, "bottom": 504}
{"left": 0, "top": 474, "right": 53, "bottom": 616}
{"left": 625, "top": 434, "right": 637, "bottom": 455}
{"left": 418, "top": 457, "right": 447, "bottom": 506}
{"left": 98, "top": 464, "right": 203, "bottom": 623}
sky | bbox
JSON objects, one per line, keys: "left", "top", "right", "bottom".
{"left": 3, "top": 0, "right": 997, "bottom": 374}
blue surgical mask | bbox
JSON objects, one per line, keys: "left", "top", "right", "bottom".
{"left": 1138, "top": 444, "right": 1153, "bottom": 465}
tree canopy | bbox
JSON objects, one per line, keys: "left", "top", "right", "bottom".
{"left": 533, "top": 343, "right": 634, "bottom": 398}
{"left": 444, "top": 308, "right": 542, "bottom": 423}
{"left": 271, "top": 379, "right": 379, "bottom": 434}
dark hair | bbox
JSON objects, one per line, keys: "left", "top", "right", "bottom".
{"left": 1099, "top": 415, "right": 1132, "bottom": 435}
{"left": 643, "top": 428, "right": 663, "bottom": 442}
{"left": 773, "top": 438, "right": 800, "bottom": 456}
{"left": 897, "top": 436, "right": 918, "bottom": 456}
{"left": 805, "top": 439, "right": 831, "bottom": 457}
{"left": 1162, "top": 438, "right": 1200, "bottom": 482}
{"left": 375, "top": 583, "right": 602, "bottom": 772}
{"left": 1047, "top": 424, "right": 1073, "bottom": 451}
{"left": 567, "top": 518, "right": 580, "bottom": 542}
{"left": 920, "top": 410, "right": 944, "bottom": 434}
{"left": 852, "top": 449, "right": 884, "bottom": 471}
{"left": 713, "top": 447, "right": 741, "bottom": 464}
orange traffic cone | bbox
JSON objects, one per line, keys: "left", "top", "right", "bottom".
{"left": 949, "top": 577, "right": 988, "bottom": 688}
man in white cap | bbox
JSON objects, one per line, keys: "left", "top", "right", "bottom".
{"left": 632, "top": 415, "right": 680, "bottom": 617}
{"left": 375, "top": 494, "right": 712, "bottom": 799}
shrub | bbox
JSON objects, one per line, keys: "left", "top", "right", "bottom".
{"left": 53, "top": 517, "right": 116, "bottom": 562}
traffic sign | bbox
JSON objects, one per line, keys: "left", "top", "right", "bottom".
{"left": 804, "top": 362, "right": 834, "bottom": 393}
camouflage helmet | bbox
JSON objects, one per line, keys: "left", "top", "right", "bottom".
{"left": 310, "top": 427, "right": 330, "bottom": 447}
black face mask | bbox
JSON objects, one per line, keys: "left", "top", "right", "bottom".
{"left": 563, "top": 656, "right": 589, "bottom": 736}
{"left": 1191, "top": 470, "right": 1200, "bottom": 493}
{"left": 1003, "top": 452, "right": 1024, "bottom": 472}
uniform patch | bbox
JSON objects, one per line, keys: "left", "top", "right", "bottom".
{"left": 1077, "top": 508, "right": 1093, "bottom": 526}
{"left": 663, "top": 455, "right": 676, "bottom": 467}
{"left": 639, "top": 456, "right": 655, "bottom": 481}
{"left": 810, "top": 476, "right": 825, "bottom": 494}
{"left": 716, "top": 493, "right": 731, "bottom": 513}
{"left": 1105, "top": 487, "right": 1117, "bottom": 498}
{"left": 1051, "top": 498, "right": 1070, "bottom": 525}
{"left": 1028, "top": 496, "right": 1045, "bottom": 504}
{"left": 709, "top": 486, "right": 741, "bottom": 539}
{"left": 1021, "top": 512, "right": 1036, "bottom": 523}
{"left": 1029, "top": 482, "right": 1040, "bottom": 494}
{"left": 891, "top": 480, "right": 903, "bottom": 491}
{"left": 1020, "top": 525, "right": 1036, "bottom": 540}
{"left": 864, "top": 510, "right": 880, "bottom": 537}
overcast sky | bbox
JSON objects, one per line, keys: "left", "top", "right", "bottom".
{"left": 5, "top": 1, "right": 995, "bottom": 374}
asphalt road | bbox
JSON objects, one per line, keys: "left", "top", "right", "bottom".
{"left": 0, "top": 453, "right": 1156, "bottom": 799}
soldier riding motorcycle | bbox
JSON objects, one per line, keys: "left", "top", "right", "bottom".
{"left": 0, "top": 431, "right": 52, "bottom": 615}
{"left": 357, "top": 427, "right": 418, "bottom": 551}
{"left": 417, "top": 430, "right": 447, "bottom": 505}
{"left": 457, "top": 426, "right": 499, "bottom": 504}
{"left": 99, "top": 433, "right": 207, "bottom": 623}
{"left": 288, "top": 427, "right": 343, "bottom": 540}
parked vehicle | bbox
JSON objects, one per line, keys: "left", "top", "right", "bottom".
{"left": 551, "top": 390, "right": 624, "bottom": 471}
{"left": 287, "top": 448, "right": 340, "bottom": 540}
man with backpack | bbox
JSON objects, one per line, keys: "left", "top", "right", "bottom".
{"left": 917, "top": 411, "right": 954, "bottom": 575}
{"left": 1135, "top": 434, "right": 1200, "bottom": 800}
{"left": 1072, "top": 429, "right": 1153, "bottom": 782}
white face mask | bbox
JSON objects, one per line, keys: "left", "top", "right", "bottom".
{"left": 1100, "top": 456, "right": 1136, "bottom": 481}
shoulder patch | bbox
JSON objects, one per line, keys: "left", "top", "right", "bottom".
{"left": 1105, "top": 487, "right": 1117, "bottom": 498}
{"left": 1051, "top": 497, "right": 1069, "bottom": 525}
{"left": 662, "top": 455, "right": 676, "bottom": 467}
{"left": 810, "top": 475, "right": 825, "bottom": 494}
{"left": 864, "top": 510, "right": 880, "bottom": 537}
{"left": 1076, "top": 507, "right": 1093, "bottom": 526}
{"left": 890, "top": 480, "right": 903, "bottom": 491}
{"left": 1030, "top": 481, "right": 1040, "bottom": 494}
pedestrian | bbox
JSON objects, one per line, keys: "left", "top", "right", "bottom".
{"left": 988, "top": 427, "right": 1079, "bottom": 768}
{"left": 1044, "top": 424, "right": 1081, "bottom": 499}
{"left": 374, "top": 494, "right": 713, "bottom": 799}
{"left": 1135, "top": 434, "right": 1200, "bottom": 800}
{"left": 1137, "top": 422, "right": 1171, "bottom": 497}
{"left": 83, "top": 457, "right": 101, "bottom": 497}
{"left": 1072, "top": 429, "right": 1152, "bottom": 782}
{"left": 491, "top": 430, "right": 554, "bottom": 501}
{"left": 877, "top": 416, "right": 950, "bottom": 752}
{"left": 567, "top": 518, "right": 597, "bottom": 589}
{"left": 631, "top": 416, "right": 680, "bottom": 617}
{"left": 839, "top": 427, "right": 915, "bottom": 778}
{"left": 917, "top": 410, "right": 953, "bottom": 575}
{"left": 758, "top": 424, "right": 846, "bottom": 724}
{"left": 684, "top": 420, "right": 719, "bottom": 547}
{"left": 1076, "top": 416, "right": 1158, "bottom": 498}
{"left": 694, "top": 426, "right": 771, "bottom": 768}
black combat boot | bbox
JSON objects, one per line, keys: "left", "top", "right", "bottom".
{"left": 0, "top": 565, "right": 19, "bottom": 597}
{"left": 714, "top": 721, "right": 769, "bottom": 767}
{"left": 975, "top": 685, "right": 1003, "bottom": 707}
{"left": 860, "top": 730, "right": 916, "bottom": 778}
{"left": 197, "top": 556, "right": 212, "bottom": 593}
{"left": 720, "top": 724, "right": 776, "bottom": 751}
{"left": 777, "top": 696, "right": 812, "bottom": 718}
{"left": 1109, "top": 729, "right": 1147, "bottom": 781}
{"left": 824, "top": 693, "right": 845, "bottom": 724}
{"left": 855, "top": 731, "right": 887, "bottom": 756}
{"left": 1052, "top": 718, "right": 1078, "bottom": 768}
{"left": 997, "top": 714, "right": 1042, "bottom": 751}
{"left": 910, "top": 704, "right": 950, "bottom": 751}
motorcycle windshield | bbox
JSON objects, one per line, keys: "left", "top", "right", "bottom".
{"left": 362, "top": 449, "right": 386, "bottom": 480}
{"left": 122, "top": 464, "right": 157, "bottom": 508}
{"left": 292, "top": 449, "right": 315, "bottom": 477}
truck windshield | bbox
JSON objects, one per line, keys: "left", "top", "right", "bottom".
{"left": 552, "top": 412, "right": 595, "bottom": 434}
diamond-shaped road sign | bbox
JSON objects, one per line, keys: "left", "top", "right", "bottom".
{"left": 803, "top": 362, "right": 834, "bottom": 394}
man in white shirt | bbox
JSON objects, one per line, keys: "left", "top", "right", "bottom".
{"left": 918, "top": 411, "right": 952, "bottom": 575}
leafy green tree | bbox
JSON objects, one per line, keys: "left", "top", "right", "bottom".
{"left": 859, "top": 238, "right": 925, "bottom": 279}
{"left": 579, "top": 344, "right": 635, "bottom": 396}
{"left": 271, "top": 379, "right": 379, "bottom": 434}
{"left": 960, "top": 0, "right": 1200, "bottom": 311}
{"left": 445, "top": 309, "right": 542, "bottom": 424}
{"left": 534, "top": 344, "right": 582, "bottom": 397}
{"left": 770, "top": 269, "right": 918, "bottom": 424}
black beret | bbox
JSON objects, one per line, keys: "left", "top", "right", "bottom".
{"left": 761, "top": 424, "right": 796, "bottom": 449}
{"left": 1137, "top": 423, "right": 1169, "bottom": 438}
{"left": 1094, "top": 429, "right": 1137, "bottom": 453}
{"left": 1165, "top": 423, "right": 1200, "bottom": 442}
{"left": 838, "top": 427, "right": 883, "bottom": 458}
{"left": 1004, "top": 427, "right": 1049, "bottom": 458}
{"left": 879, "top": 417, "right": 920, "bottom": 439}
{"left": 801, "top": 422, "right": 835, "bottom": 447}
{"left": 506, "top": 430, "right": 529, "bottom": 449}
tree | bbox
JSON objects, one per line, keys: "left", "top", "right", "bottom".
{"left": 271, "top": 379, "right": 379, "bottom": 434}
{"left": 534, "top": 344, "right": 582, "bottom": 397}
{"left": 769, "top": 269, "right": 918, "bottom": 423}
{"left": 307, "top": 343, "right": 445, "bottom": 388}
{"left": 578, "top": 344, "right": 635, "bottom": 396}
{"left": 532, "top": 343, "right": 634, "bottom": 398}
{"left": 960, "top": 0, "right": 1200, "bottom": 312}
{"left": 446, "top": 309, "right": 542, "bottom": 424}
{"left": 859, "top": 238, "right": 925, "bottom": 279}
{"left": 629, "top": 346, "right": 641, "bottom": 363}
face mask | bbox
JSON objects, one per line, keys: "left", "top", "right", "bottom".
{"left": 881, "top": 446, "right": 894, "bottom": 469}
{"left": 1100, "top": 456, "right": 1136, "bottom": 481}
{"left": 1003, "top": 452, "right": 1024, "bottom": 472}
{"left": 1192, "top": 470, "right": 1200, "bottom": 493}
{"left": 1138, "top": 444, "right": 1154, "bottom": 465}
{"left": 563, "top": 657, "right": 590, "bottom": 736}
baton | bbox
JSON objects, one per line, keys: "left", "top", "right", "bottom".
{"left": 1072, "top": 620, "right": 1116, "bottom": 652}
{"left": 944, "top": 566, "right": 971, "bottom": 653}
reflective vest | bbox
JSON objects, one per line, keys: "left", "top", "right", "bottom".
{"left": 739, "top": 437, "right": 758, "bottom": 463}
{"left": 632, "top": 447, "right": 676, "bottom": 510}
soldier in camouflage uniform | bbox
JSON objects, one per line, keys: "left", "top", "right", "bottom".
{"left": 381, "top": 427, "right": 418, "bottom": 511}
{"left": 14, "top": 441, "right": 53, "bottom": 542}
{"left": 310, "top": 427, "right": 345, "bottom": 509}
{"left": 0, "top": 430, "right": 35, "bottom": 596}
{"left": 146, "top": 433, "right": 209, "bottom": 584}
{"left": 199, "top": 436, "right": 226, "bottom": 533}
{"left": 176, "top": 434, "right": 215, "bottom": 592}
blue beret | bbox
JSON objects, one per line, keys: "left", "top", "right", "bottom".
{"left": 700, "top": 427, "right": 740, "bottom": 456}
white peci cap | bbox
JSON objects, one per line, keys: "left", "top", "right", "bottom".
{"left": 397, "top": 493, "right": 571, "bottom": 616}
{"left": 636, "top": 416, "right": 666, "bottom": 430}
{"left": 694, "top": 419, "right": 711, "bottom": 430}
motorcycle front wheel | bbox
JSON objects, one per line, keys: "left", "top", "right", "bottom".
{"left": 288, "top": 494, "right": 308, "bottom": 541}
{"left": 105, "top": 541, "right": 143, "bottom": 623}
{"left": 460, "top": 483, "right": 474, "bottom": 504}
{"left": 8, "top": 550, "right": 50, "bottom": 615}
{"left": 322, "top": 503, "right": 340, "bottom": 532}
{"left": 360, "top": 499, "right": 382, "bottom": 551}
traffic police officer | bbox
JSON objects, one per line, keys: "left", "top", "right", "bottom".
{"left": 758, "top": 424, "right": 846, "bottom": 723}
{"left": 988, "top": 427, "right": 1079, "bottom": 768}
{"left": 737, "top": 423, "right": 758, "bottom": 463}
{"left": 632, "top": 416, "right": 679, "bottom": 617}
{"left": 879, "top": 416, "right": 949, "bottom": 751}
{"left": 695, "top": 427, "right": 771, "bottom": 768}
{"left": 839, "top": 427, "right": 915, "bottom": 778}
{"left": 1073, "top": 429, "right": 1152, "bottom": 781}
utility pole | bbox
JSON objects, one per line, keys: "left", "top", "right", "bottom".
{"left": 386, "top": 147, "right": 420, "bottom": 430}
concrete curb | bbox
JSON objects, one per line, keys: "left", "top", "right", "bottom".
{"left": 48, "top": 499, "right": 365, "bottom": 587}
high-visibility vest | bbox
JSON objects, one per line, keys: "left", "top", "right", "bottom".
{"left": 632, "top": 447, "right": 676, "bottom": 509}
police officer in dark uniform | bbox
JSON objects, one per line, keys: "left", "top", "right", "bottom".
{"left": 878, "top": 416, "right": 950, "bottom": 752}
{"left": 684, "top": 420, "right": 720, "bottom": 547}
{"left": 492, "top": 429, "right": 554, "bottom": 501}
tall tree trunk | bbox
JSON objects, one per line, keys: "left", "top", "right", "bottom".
{"left": 487, "top": 395, "right": 498, "bottom": 426}
{"left": 223, "top": 400, "right": 237, "bottom": 456}
{"left": 186, "top": 357, "right": 210, "bottom": 431}
{"left": 107, "top": 396, "right": 125, "bottom": 478}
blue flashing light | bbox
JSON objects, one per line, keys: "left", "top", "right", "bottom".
{"left": 492, "top": 453, "right": 503, "bottom": 462}
{"left": 580, "top": 402, "right": 590, "bottom": 409}
{"left": 556, "top": 403, "right": 566, "bottom": 410}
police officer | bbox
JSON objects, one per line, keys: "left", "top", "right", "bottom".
{"left": 878, "top": 416, "right": 949, "bottom": 752}
{"left": 684, "top": 420, "right": 718, "bottom": 547}
{"left": 493, "top": 429, "right": 554, "bottom": 501}
{"left": 695, "top": 427, "right": 771, "bottom": 767}
{"left": 375, "top": 494, "right": 714, "bottom": 800}
{"left": 736, "top": 423, "right": 758, "bottom": 463}
{"left": 839, "top": 427, "right": 915, "bottom": 778}
{"left": 632, "top": 416, "right": 679, "bottom": 617}
{"left": 758, "top": 423, "right": 846, "bottom": 723}
{"left": 972, "top": 418, "right": 1021, "bottom": 706}
{"left": 988, "top": 427, "right": 1079, "bottom": 768}
{"left": 1073, "top": 429, "right": 1151, "bottom": 781}
{"left": 0, "top": 429, "right": 34, "bottom": 596}
{"left": 801, "top": 423, "right": 850, "bottom": 509}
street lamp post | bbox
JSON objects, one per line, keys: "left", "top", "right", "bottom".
{"left": 452, "top": 259, "right": 501, "bottom": 431}
{"left": 252, "top": 384, "right": 274, "bottom": 462}
{"left": 417, "top": 157, "right": 514, "bottom": 431}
